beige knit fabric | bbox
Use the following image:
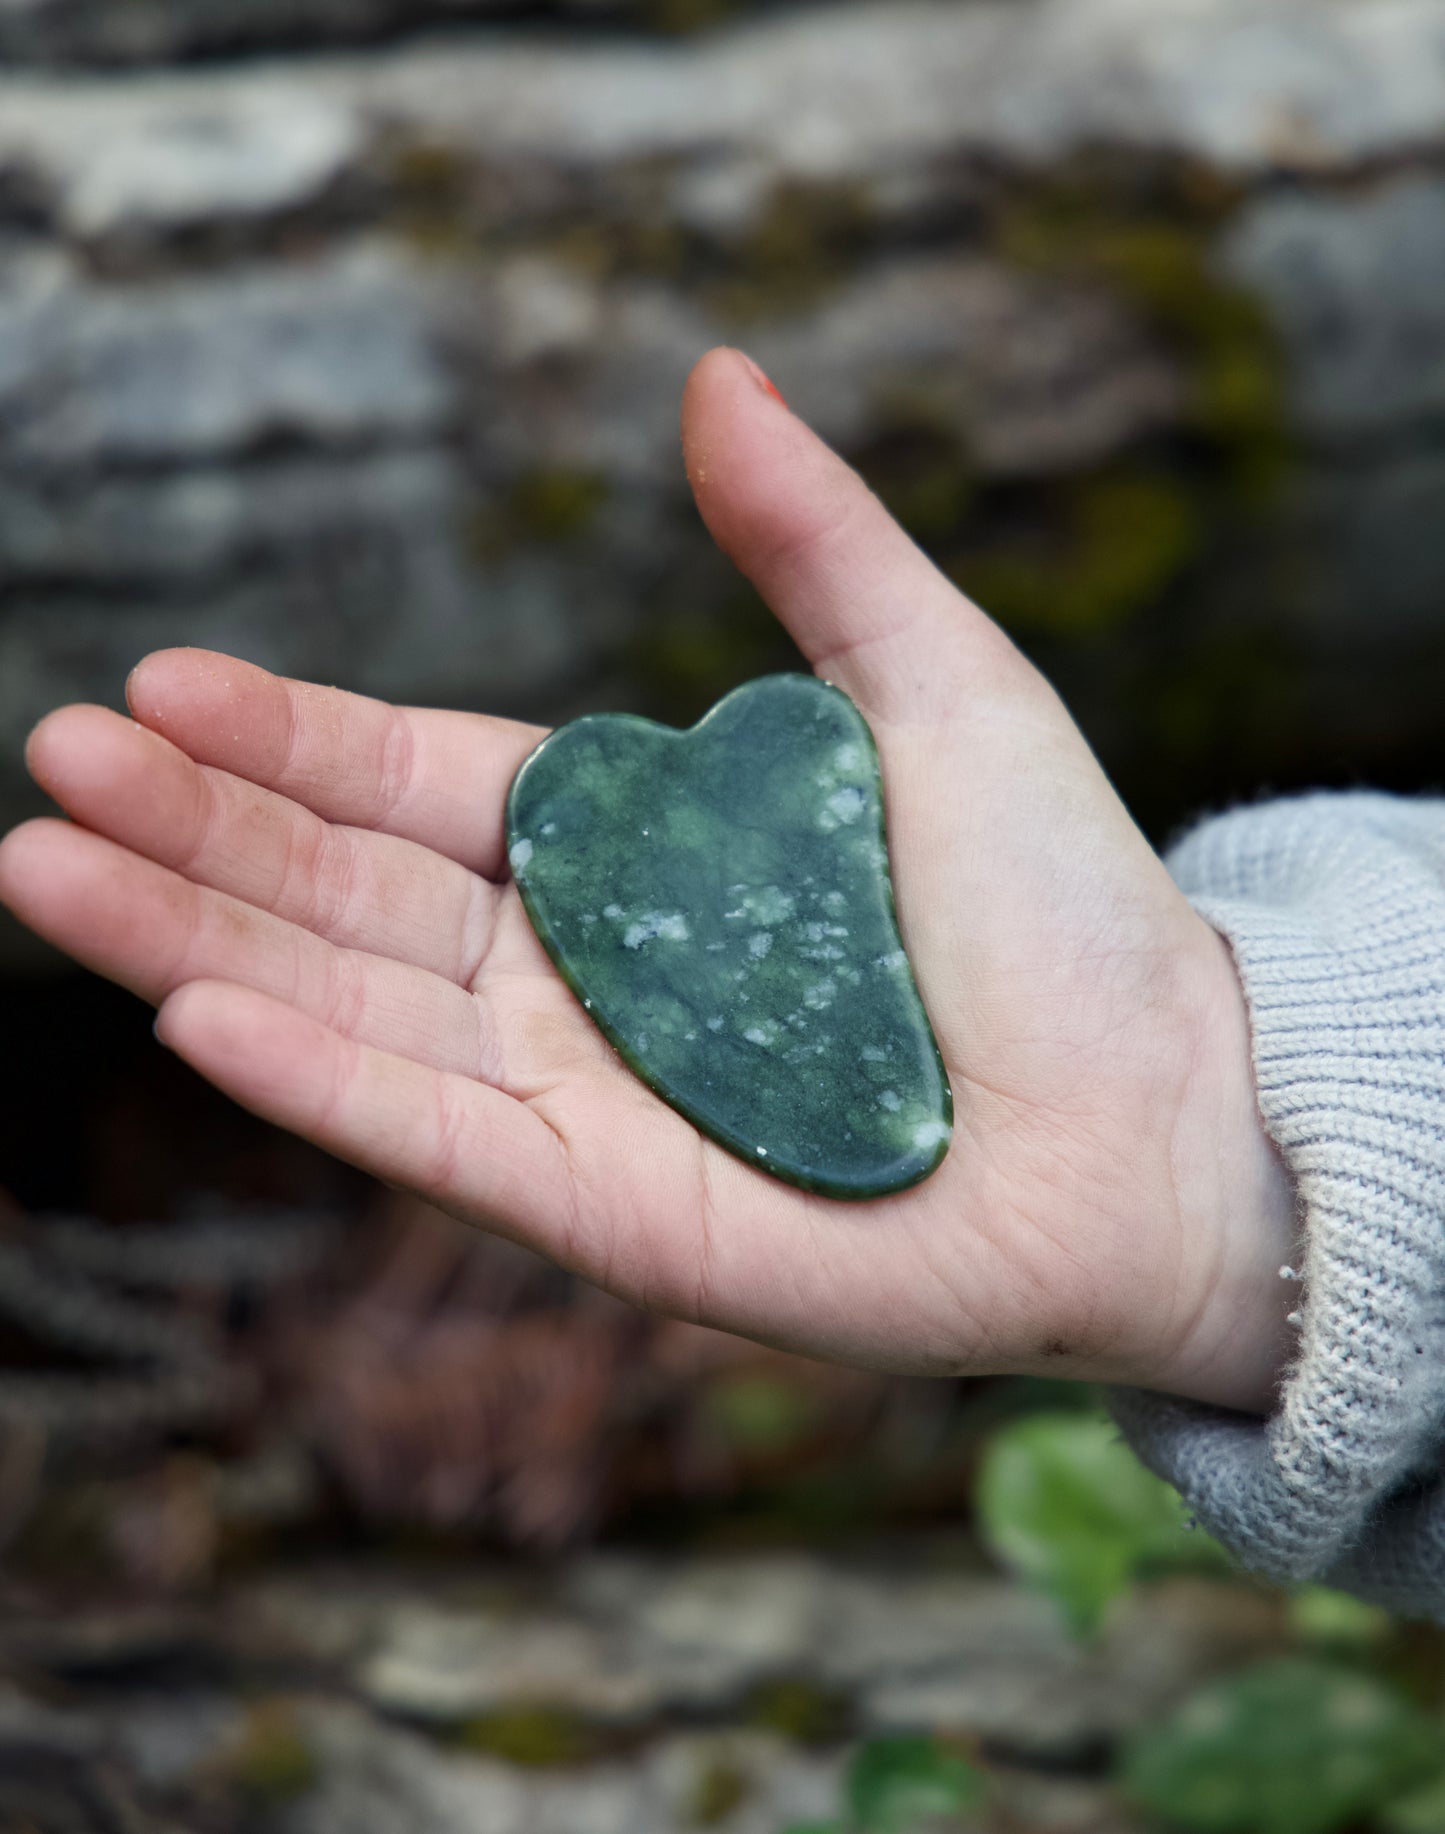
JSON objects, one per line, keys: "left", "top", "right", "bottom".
{"left": 1110, "top": 792, "right": 1445, "bottom": 1618}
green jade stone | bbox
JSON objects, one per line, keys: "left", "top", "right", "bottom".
{"left": 505, "top": 674, "right": 952, "bottom": 1199}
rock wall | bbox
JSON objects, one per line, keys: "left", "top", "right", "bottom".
{"left": 2, "top": 0, "right": 1444, "bottom": 963}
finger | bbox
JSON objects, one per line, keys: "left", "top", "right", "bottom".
{"left": 0, "top": 820, "right": 502, "bottom": 1083}
{"left": 681, "top": 346, "right": 1034, "bottom": 725}
{"left": 156, "top": 980, "right": 571, "bottom": 1252}
{"left": 126, "top": 649, "right": 546, "bottom": 880}
{"left": 26, "top": 704, "right": 498, "bottom": 986}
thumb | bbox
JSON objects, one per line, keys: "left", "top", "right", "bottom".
{"left": 681, "top": 346, "right": 1031, "bottom": 725}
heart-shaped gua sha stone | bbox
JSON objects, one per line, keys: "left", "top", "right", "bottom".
{"left": 505, "top": 674, "right": 952, "bottom": 1199}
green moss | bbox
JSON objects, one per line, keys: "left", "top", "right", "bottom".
{"left": 854, "top": 415, "right": 977, "bottom": 546}
{"left": 704, "top": 1372, "right": 820, "bottom": 1455}
{"left": 710, "top": 179, "right": 876, "bottom": 323}
{"left": 226, "top": 1702, "right": 318, "bottom": 1803}
{"left": 743, "top": 1677, "right": 850, "bottom": 1746}
{"left": 689, "top": 1757, "right": 751, "bottom": 1825}
{"left": 642, "top": 0, "right": 740, "bottom": 31}
{"left": 1145, "top": 623, "right": 1299, "bottom": 766}
{"left": 543, "top": 214, "right": 691, "bottom": 286}
{"left": 387, "top": 136, "right": 475, "bottom": 258}
{"left": 458, "top": 1704, "right": 595, "bottom": 1768}
{"left": 625, "top": 579, "right": 801, "bottom": 726}
{"left": 465, "top": 468, "right": 610, "bottom": 564}
{"left": 510, "top": 469, "right": 610, "bottom": 541}
{"left": 954, "top": 471, "right": 1203, "bottom": 639}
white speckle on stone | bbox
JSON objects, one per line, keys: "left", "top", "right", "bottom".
{"left": 540, "top": 821, "right": 557, "bottom": 836}
{"left": 636, "top": 1031, "right": 649, "bottom": 1051}
{"left": 580, "top": 912, "right": 597, "bottom": 925}
{"left": 875, "top": 950, "right": 907, "bottom": 972}
{"left": 583, "top": 998, "right": 592, "bottom": 1009}
{"left": 603, "top": 903, "right": 624, "bottom": 920}
{"left": 623, "top": 911, "right": 690, "bottom": 949}
{"left": 706, "top": 941, "right": 726, "bottom": 952}
{"left": 726, "top": 885, "right": 795, "bottom": 926}
{"left": 508, "top": 838, "right": 533, "bottom": 873}
{"left": 747, "top": 931, "right": 773, "bottom": 959}
{"left": 684, "top": 1030, "right": 698, "bottom": 1041}
{"left": 803, "top": 979, "right": 836, "bottom": 1010}
{"left": 706, "top": 1016, "right": 724, "bottom": 1032}
{"left": 744, "top": 1025, "right": 776, "bottom": 1046}
{"left": 821, "top": 890, "right": 847, "bottom": 913}
{"left": 820, "top": 786, "right": 866, "bottom": 830}
{"left": 803, "top": 921, "right": 826, "bottom": 942}
{"left": 862, "top": 1045, "right": 888, "bottom": 1062}
{"left": 833, "top": 742, "right": 863, "bottom": 773}
{"left": 878, "top": 1089, "right": 902, "bottom": 1112}
{"left": 756, "top": 1146, "right": 768, "bottom": 1156}
{"left": 824, "top": 924, "right": 849, "bottom": 937}
{"left": 913, "top": 1119, "right": 950, "bottom": 1151}
{"left": 802, "top": 944, "right": 845, "bottom": 962}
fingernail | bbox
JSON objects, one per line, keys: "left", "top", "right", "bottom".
{"left": 739, "top": 351, "right": 788, "bottom": 408}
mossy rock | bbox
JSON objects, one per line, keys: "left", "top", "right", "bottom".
{"left": 457, "top": 1703, "right": 597, "bottom": 1768}
{"left": 224, "top": 1701, "right": 319, "bottom": 1803}
{"left": 690, "top": 1756, "right": 752, "bottom": 1825}
{"left": 994, "top": 182, "right": 1291, "bottom": 503}
{"left": 743, "top": 1676, "right": 851, "bottom": 1746}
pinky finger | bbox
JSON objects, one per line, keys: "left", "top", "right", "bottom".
{"left": 155, "top": 980, "right": 572, "bottom": 1249}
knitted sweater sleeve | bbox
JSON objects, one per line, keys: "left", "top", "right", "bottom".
{"left": 1109, "top": 792, "right": 1445, "bottom": 1619}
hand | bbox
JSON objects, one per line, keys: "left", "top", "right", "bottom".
{"left": 0, "top": 349, "right": 1297, "bottom": 1412}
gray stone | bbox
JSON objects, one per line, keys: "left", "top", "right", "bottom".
{"left": 0, "top": 246, "right": 450, "bottom": 472}
{"left": 1224, "top": 174, "right": 1445, "bottom": 445}
{"left": 358, "top": 1602, "right": 661, "bottom": 1722}
{"left": 5, "top": 2, "right": 1445, "bottom": 222}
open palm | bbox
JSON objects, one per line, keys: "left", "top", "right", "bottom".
{"left": 0, "top": 350, "right": 1294, "bottom": 1412}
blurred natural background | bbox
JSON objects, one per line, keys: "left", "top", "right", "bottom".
{"left": 2, "top": 0, "right": 1444, "bottom": 1829}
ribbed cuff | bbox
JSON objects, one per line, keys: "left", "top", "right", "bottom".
{"left": 1110, "top": 793, "right": 1445, "bottom": 1617}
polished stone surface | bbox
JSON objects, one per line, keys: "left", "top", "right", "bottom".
{"left": 505, "top": 675, "right": 951, "bottom": 1199}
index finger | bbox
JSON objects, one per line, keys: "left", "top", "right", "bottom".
{"left": 126, "top": 649, "right": 546, "bottom": 881}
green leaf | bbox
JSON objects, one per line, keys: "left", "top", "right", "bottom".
{"left": 974, "top": 1410, "right": 1225, "bottom": 1633}
{"left": 846, "top": 1736, "right": 984, "bottom": 1833}
{"left": 1382, "top": 1766, "right": 1445, "bottom": 1834}
{"left": 1121, "top": 1657, "right": 1443, "bottom": 1834}
{"left": 1287, "top": 1585, "right": 1393, "bottom": 1650}
{"left": 705, "top": 1372, "right": 819, "bottom": 1454}
{"left": 776, "top": 1824, "right": 844, "bottom": 1834}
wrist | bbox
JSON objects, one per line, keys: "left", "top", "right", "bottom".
{"left": 1140, "top": 925, "right": 1301, "bottom": 1414}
